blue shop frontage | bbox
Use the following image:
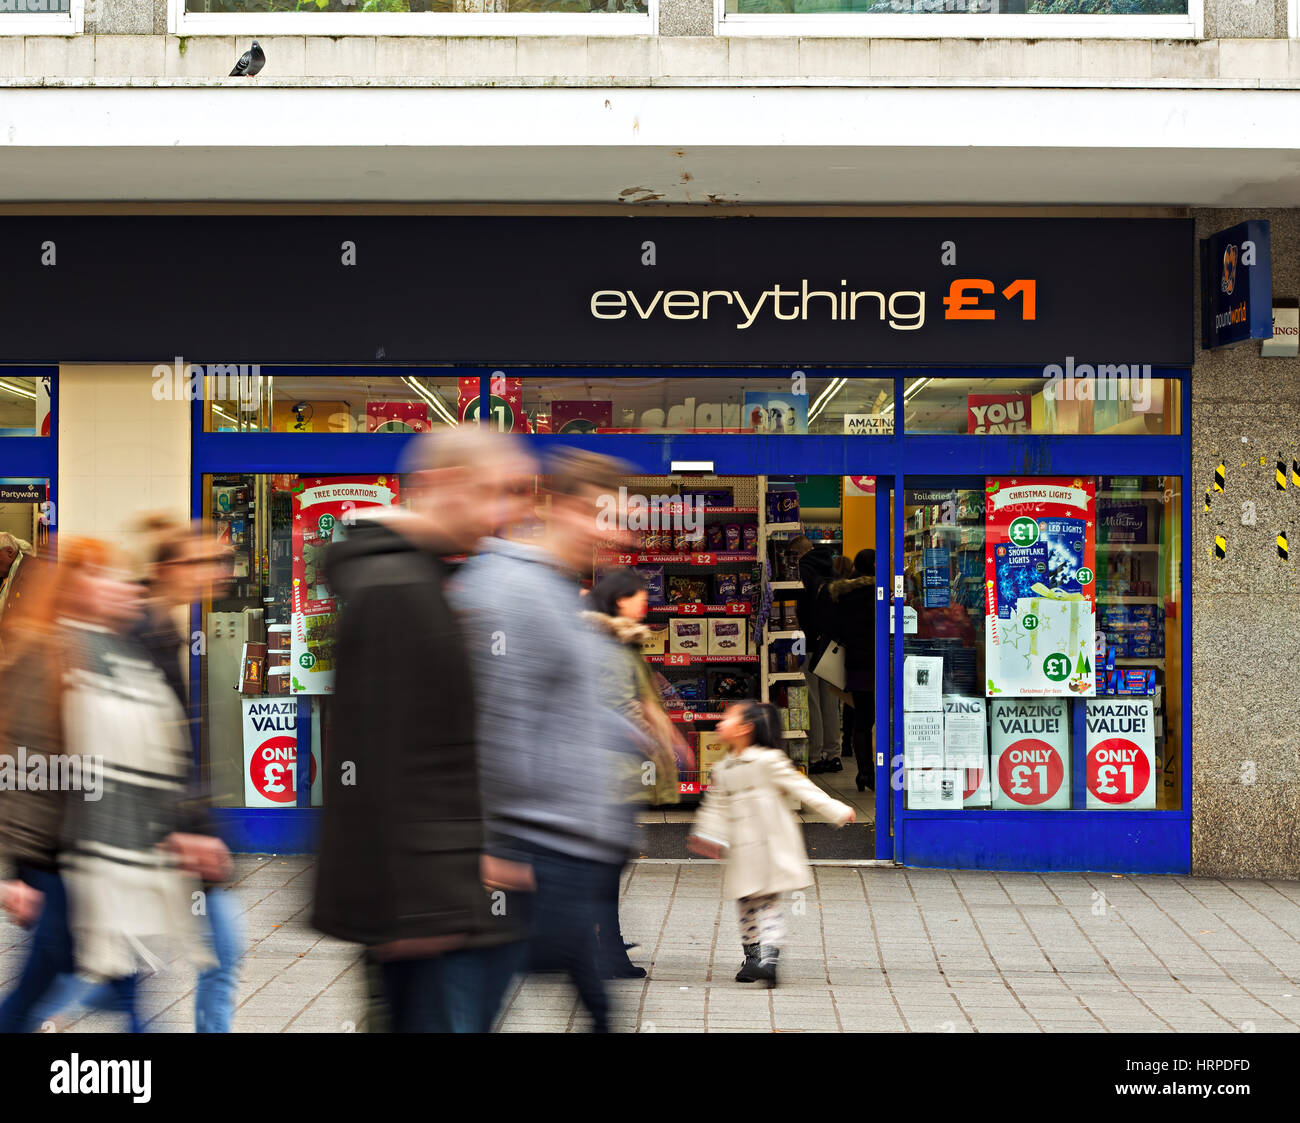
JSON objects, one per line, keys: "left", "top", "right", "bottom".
{"left": 0, "top": 214, "right": 1195, "bottom": 872}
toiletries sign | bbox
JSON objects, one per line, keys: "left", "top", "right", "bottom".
{"left": 1084, "top": 698, "right": 1156, "bottom": 809}
{"left": 290, "top": 475, "right": 400, "bottom": 695}
{"left": 984, "top": 477, "right": 1096, "bottom": 697}
{"left": 990, "top": 698, "right": 1069, "bottom": 808}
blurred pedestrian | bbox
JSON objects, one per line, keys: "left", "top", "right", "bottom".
{"left": 0, "top": 538, "right": 214, "bottom": 1032}
{"left": 686, "top": 700, "right": 855, "bottom": 989}
{"left": 26, "top": 518, "right": 239, "bottom": 1031}
{"left": 453, "top": 448, "right": 644, "bottom": 1033}
{"left": 313, "top": 428, "right": 537, "bottom": 1033}
{"left": 824, "top": 548, "right": 877, "bottom": 793}
{"left": 789, "top": 535, "right": 841, "bottom": 773}
{"left": 584, "top": 566, "right": 682, "bottom": 979}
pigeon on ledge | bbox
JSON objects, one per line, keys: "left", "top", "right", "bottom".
{"left": 230, "top": 41, "right": 265, "bottom": 78}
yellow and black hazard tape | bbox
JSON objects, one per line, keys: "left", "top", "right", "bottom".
{"left": 1214, "top": 535, "right": 1227, "bottom": 560}
{"left": 1293, "top": 460, "right": 1300, "bottom": 488}
{"left": 1280, "top": 532, "right": 1290, "bottom": 562}
{"left": 1204, "top": 488, "right": 1212, "bottom": 513}
{"left": 1278, "top": 460, "right": 1288, "bottom": 490}
{"left": 1214, "top": 462, "right": 1226, "bottom": 492}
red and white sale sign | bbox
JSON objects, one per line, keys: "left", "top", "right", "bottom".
{"left": 990, "top": 698, "right": 1070, "bottom": 809}
{"left": 241, "top": 698, "right": 321, "bottom": 807}
{"left": 290, "top": 475, "right": 399, "bottom": 694}
{"left": 968, "top": 393, "right": 1031, "bottom": 435}
{"left": 1085, "top": 698, "right": 1156, "bottom": 809}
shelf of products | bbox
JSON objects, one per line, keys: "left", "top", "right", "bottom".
{"left": 646, "top": 654, "right": 760, "bottom": 665}
{"left": 647, "top": 603, "right": 752, "bottom": 616}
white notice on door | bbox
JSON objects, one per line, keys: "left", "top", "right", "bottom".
{"left": 903, "top": 655, "right": 943, "bottom": 711}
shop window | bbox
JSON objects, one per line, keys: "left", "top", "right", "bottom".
{"left": 202, "top": 373, "right": 468, "bottom": 433}
{"left": 903, "top": 375, "right": 1181, "bottom": 436}
{"left": 512, "top": 374, "right": 895, "bottom": 436}
{"left": 202, "top": 471, "right": 407, "bottom": 808}
{"left": 0, "top": 375, "right": 52, "bottom": 438}
{"left": 900, "top": 475, "right": 1182, "bottom": 812}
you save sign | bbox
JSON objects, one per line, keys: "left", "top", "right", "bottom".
{"left": 990, "top": 698, "right": 1069, "bottom": 809}
{"left": 1084, "top": 698, "right": 1155, "bottom": 809}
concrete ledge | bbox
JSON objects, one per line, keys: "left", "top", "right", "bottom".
{"left": 7, "top": 34, "right": 1299, "bottom": 84}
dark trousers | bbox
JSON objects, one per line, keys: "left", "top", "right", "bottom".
{"left": 522, "top": 843, "right": 613, "bottom": 1033}
{"left": 851, "top": 690, "right": 875, "bottom": 788}
{"left": 594, "top": 860, "right": 634, "bottom": 972}
{"left": 0, "top": 865, "right": 140, "bottom": 1033}
{"left": 379, "top": 941, "right": 526, "bottom": 1034}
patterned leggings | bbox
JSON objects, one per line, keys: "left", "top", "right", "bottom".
{"left": 737, "top": 894, "right": 785, "bottom": 946}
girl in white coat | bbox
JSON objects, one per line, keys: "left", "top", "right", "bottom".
{"left": 686, "top": 700, "right": 855, "bottom": 988}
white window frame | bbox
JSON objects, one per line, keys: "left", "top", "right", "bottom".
{"left": 0, "top": 0, "right": 83, "bottom": 36}
{"left": 170, "top": 0, "right": 653, "bottom": 35}
{"left": 716, "top": 0, "right": 1201, "bottom": 38}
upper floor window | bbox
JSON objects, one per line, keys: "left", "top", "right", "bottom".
{"left": 719, "top": 0, "right": 1200, "bottom": 36}
{"left": 1, "top": 0, "right": 82, "bottom": 34}
{"left": 173, "top": 0, "right": 651, "bottom": 34}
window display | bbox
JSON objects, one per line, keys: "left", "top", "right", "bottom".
{"left": 514, "top": 375, "right": 894, "bottom": 435}
{"left": 901, "top": 475, "right": 1182, "bottom": 811}
{"left": 202, "top": 373, "right": 468, "bottom": 433}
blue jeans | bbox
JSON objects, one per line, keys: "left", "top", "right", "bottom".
{"left": 32, "top": 884, "right": 245, "bottom": 1032}
{"left": 379, "top": 941, "right": 527, "bottom": 1033}
{"left": 195, "top": 887, "right": 245, "bottom": 1033}
{"left": 0, "top": 866, "right": 141, "bottom": 1033}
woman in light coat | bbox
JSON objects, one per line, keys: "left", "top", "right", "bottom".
{"left": 686, "top": 700, "right": 855, "bottom": 988}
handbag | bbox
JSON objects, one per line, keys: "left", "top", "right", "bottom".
{"left": 812, "top": 640, "right": 848, "bottom": 690}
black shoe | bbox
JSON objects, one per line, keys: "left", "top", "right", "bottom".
{"left": 623, "top": 942, "right": 639, "bottom": 951}
{"left": 809, "top": 759, "right": 828, "bottom": 775}
{"left": 752, "top": 946, "right": 780, "bottom": 989}
{"left": 856, "top": 775, "right": 874, "bottom": 793}
{"left": 823, "top": 758, "right": 843, "bottom": 773}
{"left": 734, "top": 943, "right": 762, "bottom": 983}
{"left": 604, "top": 961, "right": 648, "bottom": 979}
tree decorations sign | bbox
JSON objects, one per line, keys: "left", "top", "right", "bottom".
{"left": 985, "top": 477, "right": 1097, "bottom": 697}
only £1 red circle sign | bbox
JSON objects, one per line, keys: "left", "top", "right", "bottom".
{"left": 1086, "top": 738, "right": 1152, "bottom": 806}
{"left": 249, "top": 735, "right": 317, "bottom": 805}
{"left": 996, "top": 739, "right": 1065, "bottom": 806}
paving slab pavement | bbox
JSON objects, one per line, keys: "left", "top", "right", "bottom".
{"left": 2, "top": 856, "right": 1298, "bottom": 1033}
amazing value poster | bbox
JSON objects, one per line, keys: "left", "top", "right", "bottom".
{"left": 984, "top": 477, "right": 1096, "bottom": 698}
{"left": 290, "top": 475, "right": 400, "bottom": 694}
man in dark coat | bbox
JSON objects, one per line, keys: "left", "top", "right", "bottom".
{"left": 790, "top": 535, "right": 842, "bottom": 773}
{"left": 312, "top": 428, "right": 537, "bottom": 1033}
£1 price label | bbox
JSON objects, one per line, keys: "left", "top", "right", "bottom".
{"left": 250, "top": 736, "right": 317, "bottom": 805}
{"left": 996, "top": 739, "right": 1064, "bottom": 805}
{"left": 1087, "top": 738, "right": 1151, "bottom": 805}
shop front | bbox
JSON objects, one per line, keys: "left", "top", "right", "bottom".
{"left": 0, "top": 214, "right": 1193, "bottom": 871}
{"left": 0, "top": 367, "right": 56, "bottom": 633}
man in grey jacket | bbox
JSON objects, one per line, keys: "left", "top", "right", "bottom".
{"left": 452, "top": 448, "right": 640, "bottom": 1034}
